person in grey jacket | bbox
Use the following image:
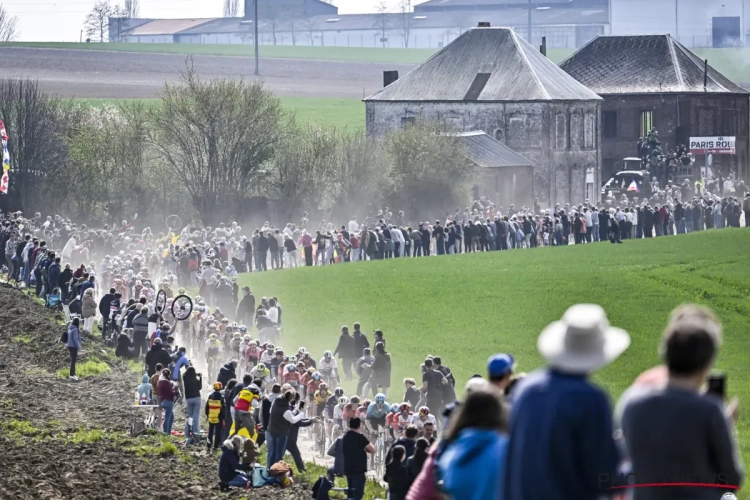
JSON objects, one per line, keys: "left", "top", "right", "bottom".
{"left": 356, "top": 348, "right": 375, "bottom": 396}
{"left": 132, "top": 307, "right": 150, "bottom": 359}
{"left": 66, "top": 317, "right": 82, "bottom": 381}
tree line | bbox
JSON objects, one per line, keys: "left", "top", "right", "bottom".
{"left": 0, "top": 65, "right": 474, "bottom": 227}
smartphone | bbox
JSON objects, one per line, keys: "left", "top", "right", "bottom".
{"left": 707, "top": 373, "right": 726, "bottom": 399}
{"left": 299, "top": 401, "right": 306, "bottom": 410}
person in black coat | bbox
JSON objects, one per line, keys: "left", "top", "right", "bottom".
{"left": 145, "top": 338, "right": 173, "bottom": 376}
{"left": 68, "top": 296, "right": 82, "bottom": 317}
{"left": 58, "top": 264, "right": 73, "bottom": 303}
{"left": 236, "top": 287, "right": 256, "bottom": 326}
{"left": 352, "top": 323, "right": 370, "bottom": 359}
{"left": 217, "top": 361, "right": 237, "bottom": 387}
{"left": 406, "top": 438, "right": 430, "bottom": 487}
{"left": 384, "top": 445, "right": 410, "bottom": 500}
{"left": 115, "top": 332, "right": 133, "bottom": 359}
{"left": 221, "top": 379, "right": 238, "bottom": 442}
{"left": 98, "top": 288, "right": 116, "bottom": 336}
{"left": 333, "top": 326, "right": 356, "bottom": 380}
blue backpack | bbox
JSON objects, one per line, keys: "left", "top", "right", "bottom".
{"left": 252, "top": 466, "right": 270, "bottom": 488}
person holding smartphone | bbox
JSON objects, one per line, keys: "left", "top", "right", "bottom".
{"left": 615, "top": 305, "right": 743, "bottom": 499}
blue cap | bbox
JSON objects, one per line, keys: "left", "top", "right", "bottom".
{"left": 487, "top": 354, "right": 514, "bottom": 378}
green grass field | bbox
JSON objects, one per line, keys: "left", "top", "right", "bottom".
{"left": 237, "top": 229, "right": 750, "bottom": 472}
{"left": 76, "top": 97, "right": 364, "bottom": 130}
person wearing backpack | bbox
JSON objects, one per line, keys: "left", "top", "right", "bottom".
{"left": 65, "top": 317, "right": 82, "bottom": 381}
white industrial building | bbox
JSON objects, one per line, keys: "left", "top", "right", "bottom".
{"left": 111, "top": 0, "right": 750, "bottom": 50}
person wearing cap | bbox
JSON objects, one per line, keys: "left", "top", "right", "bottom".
{"left": 503, "top": 304, "right": 630, "bottom": 500}
{"left": 487, "top": 353, "right": 515, "bottom": 392}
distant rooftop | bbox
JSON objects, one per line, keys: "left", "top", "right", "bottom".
{"left": 457, "top": 131, "right": 534, "bottom": 168}
{"left": 366, "top": 27, "right": 602, "bottom": 102}
{"left": 126, "top": 18, "right": 215, "bottom": 36}
{"left": 559, "top": 34, "right": 749, "bottom": 94}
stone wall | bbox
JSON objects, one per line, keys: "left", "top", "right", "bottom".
{"left": 365, "top": 100, "right": 602, "bottom": 206}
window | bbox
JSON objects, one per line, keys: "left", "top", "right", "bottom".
{"left": 639, "top": 110, "right": 653, "bottom": 137}
{"left": 603, "top": 111, "right": 617, "bottom": 138}
{"left": 401, "top": 116, "right": 415, "bottom": 127}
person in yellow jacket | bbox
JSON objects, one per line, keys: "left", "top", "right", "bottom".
{"left": 231, "top": 384, "right": 261, "bottom": 441}
{"left": 205, "top": 382, "right": 224, "bottom": 451}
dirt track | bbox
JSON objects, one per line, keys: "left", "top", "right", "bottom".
{"left": 0, "top": 285, "right": 308, "bottom": 500}
{"left": 0, "top": 47, "right": 415, "bottom": 99}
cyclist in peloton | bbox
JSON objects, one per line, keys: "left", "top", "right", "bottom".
{"left": 409, "top": 406, "right": 436, "bottom": 435}
{"left": 259, "top": 344, "right": 275, "bottom": 366}
{"left": 366, "top": 393, "right": 391, "bottom": 436}
{"left": 249, "top": 362, "right": 272, "bottom": 387}
{"left": 306, "top": 371, "right": 323, "bottom": 408}
{"left": 205, "top": 332, "right": 223, "bottom": 376}
{"left": 318, "top": 350, "right": 340, "bottom": 387}
{"left": 325, "top": 387, "right": 345, "bottom": 441}
{"left": 283, "top": 363, "right": 300, "bottom": 391}
{"left": 394, "top": 402, "right": 414, "bottom": 438}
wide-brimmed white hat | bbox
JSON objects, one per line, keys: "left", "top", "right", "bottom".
{"left": 538, "top": 304, "right": 630, "bottom": 373}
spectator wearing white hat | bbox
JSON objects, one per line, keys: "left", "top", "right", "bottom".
{"left": 504, "top": 304, "right": 630, "bottom": 500}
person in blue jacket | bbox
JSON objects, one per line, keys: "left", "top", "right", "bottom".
{"left": 171, "top": 347, "right": 190, "bottom": 381}
{"left": 65, "top": 317, "right": 83, "bottom": 381}
{"left": 219, "top": 435, "right": 252, "bottom": 489}
{"left": 436, "top": 386, "right": 508, "bottom": 500}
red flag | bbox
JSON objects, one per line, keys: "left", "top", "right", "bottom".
{"left": 0, "top": 120, "right": 7, "bottom": 142}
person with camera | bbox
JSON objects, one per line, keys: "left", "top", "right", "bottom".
{"left": 615, "top": 304, "right": 743, "bottom": 499}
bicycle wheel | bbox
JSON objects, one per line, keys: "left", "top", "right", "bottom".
{"left": 171, "top": 294, "right": 193, "bottom": 321}
{"left": 155, "top": 289, "right": 167, "bottom": 315}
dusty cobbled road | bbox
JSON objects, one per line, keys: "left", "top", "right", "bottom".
{"left": 0, "top": 46, "right": 415, "bottom": 99}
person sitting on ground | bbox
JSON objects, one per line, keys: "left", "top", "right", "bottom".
{"left": 116, "top": 330, "right": 134, "bottom": 359}
{"left": 219, "top": 435, "right": 253, "bottom": 490}
{"left": 137, "top": 374, "right": 152, "bottom": 404}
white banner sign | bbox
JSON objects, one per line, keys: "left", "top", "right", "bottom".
{"left": 689, "top": 136, "right": 735, "bottom": 155}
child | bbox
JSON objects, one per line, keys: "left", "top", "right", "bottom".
{"left": 136, "top": 374, "right": 153, "bottom": 404}
{"left": 205, "top": 382, "right": 224, "bottom": 451}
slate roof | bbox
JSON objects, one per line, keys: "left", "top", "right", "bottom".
{"left": 559, "top": 34, "right": 749, "bottom": 95}
{"left": 457, "top": 131, "right": 533, "bottom": 168}
{"left": 365, "top": 27, "right": 601, "bottom": 102}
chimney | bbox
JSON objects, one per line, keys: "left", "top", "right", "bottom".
{"left": 540, "top": 36, "right": 547, "bottom": 56}
{"left": 383, "top": 70, "right": 399, "bottom": 88}
{"left": 477, "top": 22, "right": 490, "bottom": 27}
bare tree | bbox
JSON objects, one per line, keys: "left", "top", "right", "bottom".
{"left": 302, "top": 16, "right": 318, "bottom": 46}
{"left": 0, "top": 4, "right": 19, "bottom": 42}
{"left": 109, "top": 5, "right": 128, "bottom": 42}
{"left": 0, "top": 79, "right": 72, "bottom": 213}
{"left": 146, "top": 60, "right": 286, "bottom": 223}
{"left": 223, "top": 0, "right": 240, "bottom": 17}
{"left": 123, "top": 0, "right": 140, "bottom": 18}
{"left": 85, "top": 0, "right": 114, "bottom": 42}
{"left": 259, "top": 2, "right": 283, "bottom": 45}
{"left": 398, "top": 0, "right": 413, "bottom": 48}
{"left": 374, "top": 1, "right": 391, "bottom": 48}
{"left": 270, "top": 122, "right": 340, "bottom": 220}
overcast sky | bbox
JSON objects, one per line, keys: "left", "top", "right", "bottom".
{"left": 5, "top": 0, "right": 405, "bottom": 42}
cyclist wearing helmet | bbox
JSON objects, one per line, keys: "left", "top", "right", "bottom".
{"left": 318, "top": 350, "right": 340, "bottom": 386}
{"left": 204, "top": 333, "right": 223, "bottom": 376}
{"left": 306, "top": 371, "right": 322, "bottom": 407}
{"left": 269, "top": 349, "right": 285, "bottom": 379}
{"left": 313, "top": 382, "right": 330, "bottom": 418}
{"left": 249, "top": 363, "right": 272, "bottom": 386}
{"left": 259, "top": 344, "right": 275, "bottom": 365}
{"left": 244, "top": 340, "right": 260, "bottom": 369}
{"left": 299, "top": 367, "right": 314, "bottom": 399}
{"left": 282, "top": 363, "right": 300, "bottom": 388}
{"left": 395, "top": 402, "right": 414, "bottom": 436}
{"left": 366, "top": 393, "right": 391, "bottom": 434}
{"left": 409, "top": 406, "right": 436, "bottom": 432}
{"left": 302, "top": 351, "right": 316, "bottom": 370}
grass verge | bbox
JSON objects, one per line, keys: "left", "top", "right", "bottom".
{"left": 56, "top": 359, "right": 111, "bottom": 379}
{"left": 12, "top": 334, "right": 32, "bottom": 344}
{"left": 237, "top": 229, "right": 750, "bottom": 469}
